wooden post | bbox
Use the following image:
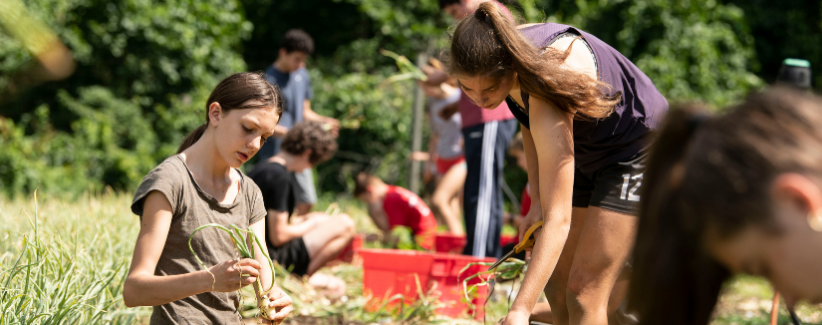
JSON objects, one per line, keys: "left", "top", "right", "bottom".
{"left": 409, "top": 53, "right": 427, "bottom": 193}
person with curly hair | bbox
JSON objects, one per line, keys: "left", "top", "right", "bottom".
{"left": 248, "top": 121, "right": 353, "bottom": 277}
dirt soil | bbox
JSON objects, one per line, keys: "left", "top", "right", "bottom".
{"left": 243, "top": 316, "right": 367, "bottom": 325}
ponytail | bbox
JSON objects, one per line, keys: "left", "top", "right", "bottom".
{"left": 177, "top": 123, "right": 208, "bottom": 154}
{"left": 449, "top": 2, "right": 619, "bottom": 120}
{"left": 629, "top": 104, "right": 729, "bottom": 325}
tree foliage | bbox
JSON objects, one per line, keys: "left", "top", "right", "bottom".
{"left": 0, "top": 0, "right": 250, "bottom": 196}
{"left": 516, "top": 0, "right": 764, "bottom": 107}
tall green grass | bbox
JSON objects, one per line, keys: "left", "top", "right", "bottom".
{"left": 0, "top": 192, "right": 151, "bottom": 324}
{"left": 3, "top": 192, "right": 820, "bottom": 324}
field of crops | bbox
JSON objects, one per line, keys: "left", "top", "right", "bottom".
{"left": 2, "top": 193, "right": 822, "bottom": 325}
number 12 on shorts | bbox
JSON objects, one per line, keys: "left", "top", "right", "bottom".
{"left": 620, "top": 173, "right": 643, "bottom": 201}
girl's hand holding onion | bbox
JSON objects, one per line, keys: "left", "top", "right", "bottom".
{"left": 261, "top": 284, "right": 293, "bottom": 324}
{"left": 205, "top": 258, "right": 261, "bottom": 292}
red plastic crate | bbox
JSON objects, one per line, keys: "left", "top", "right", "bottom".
{"left": 500, "top": 234, "right": 519, "bottom": 248}
{"left": 434, "top": 233, "right": 467, "bottom": 254}
{"left": 333, "top": 234, "right": 364, "bottom": 263}
{"left": 429, "top": 253, "right": 496, "bottom": 320}
{"left": 359, "top": 249, "right": 434, "bottom": 303}
{"left": 359, "top": 248, "right": 495, "bottom": 320}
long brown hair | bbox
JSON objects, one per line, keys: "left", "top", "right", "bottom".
{"left": 448, "top": 2, "right": 620, "bottom": 120}
{"left": 629, "top": 87, "right": 822, "bottom": 325}
{"left": 177, "top": 72, "right": 283, "bottom": 153}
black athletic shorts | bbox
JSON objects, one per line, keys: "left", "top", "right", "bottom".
{"left": 268, "top": 237, "right": 310, "bottom": 276}
{"left": 572, "top": 152, "right": 647, "bottom": 215}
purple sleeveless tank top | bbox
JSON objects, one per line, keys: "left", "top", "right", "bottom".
{"left": 505, "top": 23, "right": 668, "bottom": 174}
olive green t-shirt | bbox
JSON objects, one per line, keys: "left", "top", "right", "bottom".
{"left": 131, "top": 155, "right": 267, "bottom": 325}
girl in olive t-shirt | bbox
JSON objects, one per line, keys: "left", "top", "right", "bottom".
{"left": 124, "top": 72, "right": 293, "bottom": 324}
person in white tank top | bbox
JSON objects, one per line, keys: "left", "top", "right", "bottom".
{"left": 411, "top": 59, "right": 467, "bottom": 235}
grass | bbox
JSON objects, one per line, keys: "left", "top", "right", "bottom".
{"left": 2, "top": 192, "right": 822, "bottom": 324}
{"left": 0, "top": 192, "right": 151, "bottom": 324}
{"left": 713, "top": 275, "right": 822, "bottom": 325}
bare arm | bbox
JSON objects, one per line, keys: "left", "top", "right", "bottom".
{"left": 421, "top": 65, "right": 449, "bottom": 86}
{"left": 267, "top": 209, "right": 317, "bottom": 246}
{"left": 124, "top": 191, "right": 261, "bottom": 307}
{"left": 301, "top": 100, "right": 323, "bottom": 122}
{"left": 519, "top": 127, "right": 543, "bottom": 235}
{"left": 303, "top": 100, "right": 339, "bottom": 136}
{"left": 508, "top": 99, "right": 575, "bottom": 317}
{"left": 271, "top": 125, "right": 289, "bottom": 138}
{"left": 366, "top": 201, "right": 390, "bottom": 237}
{"left": 302, "top": 100, "right": 340, "bottom": 134}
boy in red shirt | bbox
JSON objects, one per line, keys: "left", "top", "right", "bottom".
{"left": 354, "top": 173, "right": 437, "bottom": 250}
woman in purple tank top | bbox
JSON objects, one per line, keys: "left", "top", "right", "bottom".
{"left": 448, "top": 3, "right": 668, "bottom": 325}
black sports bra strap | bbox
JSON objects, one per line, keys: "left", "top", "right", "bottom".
{"left": 521, "top": 91, "right": 530, "bottom": 112}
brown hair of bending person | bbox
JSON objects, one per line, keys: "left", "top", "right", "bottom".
{"left": 447, "top": 2, "right": 620, "bottom": 120}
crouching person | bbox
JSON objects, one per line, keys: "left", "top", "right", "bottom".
{"left": 354, "top": 173, "right": 437, "bottom": 250}
{"left": 248, "top": 121, "right": 354, "bottom": 278}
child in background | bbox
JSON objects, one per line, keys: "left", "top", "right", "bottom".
{"left": 248, "top": 121, "right": 353, "bottom": 278}
{"left": 410, "top": 58, "right": 466, "bottom": 235}
{"left": 354, "top": 173, "right": 437, "bottom": 250}
{"left": 124, "top": 72, "right": 292, "bottom": 324}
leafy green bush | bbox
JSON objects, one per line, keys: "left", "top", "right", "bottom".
{"left": 526, "top": 0, "right": 764, "bottom": 107}
{"left": 0, "top": 0, "right": 250, "bottom": 107}
{"left": 0, "top": 0, "right": 250, "bottom": 197}
{"left": 0, "top": 87, "right": 157, "bottom": 196}
{"left": 2, "top": 0, "right": 818, "bottom": 199}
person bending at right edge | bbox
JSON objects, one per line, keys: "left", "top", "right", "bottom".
{"left": 433, "top": 0, "right": 518, "bottom": 259}
{"left": 248, "top": 121, "right": 355, "bottom": 278}
{"left": 629, "top": 89, "right": 822, "bottom": 324}
{"left": 448, "top": 4, "right": 669, "bottom": 325}
{"left": 257, "top": 29, "right": 340, "bottom": 216}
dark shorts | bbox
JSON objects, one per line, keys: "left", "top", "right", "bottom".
{"left": 268, "top": 238, "right": 310, "bottom": 276}
{"left": 572, "top": 152, "right": 647, "bottom": 215}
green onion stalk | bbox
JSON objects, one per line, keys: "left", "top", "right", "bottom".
{"left": 188, "top": 223, "right": 277, "bottom": 319}
{"left": 380, "top": 49, "right": 428, "bottom": 85}
{"left": 459, "top": 258, "right": 526, "bottom": 314}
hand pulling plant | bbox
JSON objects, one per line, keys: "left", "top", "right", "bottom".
{"left": 188, "top": 223, "right": 277, "bottom": 319}
{"left": 460, "top": 258, "right": 527, "bottom": 322}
